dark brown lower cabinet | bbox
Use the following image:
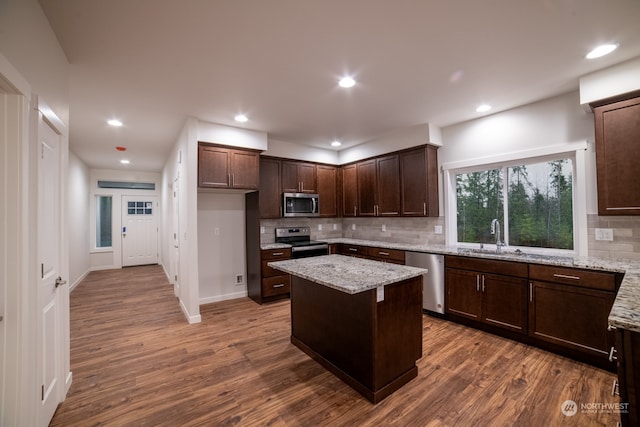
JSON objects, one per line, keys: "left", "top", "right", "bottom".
{"left": 614, "top": 328, "right": 639, "bottom": 427}
{"left": 445, "top": 267, "right": 527, "bottom": 334}
{"left": 528, "top": 281, "right": 615, "bottom": 359}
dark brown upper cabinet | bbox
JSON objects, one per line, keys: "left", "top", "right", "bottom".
{"left": 400, "top": 145, "right": 439, "bottom": 217}
{"left": 356, "top": 155, "right": 401, "bottom": 217}
{"left": 341, "top": 164, "right": 357, "bottom": 217}
{"left": 593, "top": 94, "right": 640, "bottom": 215}
{"left": 316, "top": 164, "right": 338, "bottom": 217}
{"left": 282, "top": 161, "right": 317, "bottom": 193}
{"left": 258, "top": 157, "right": 282, "bottom": 219}
{"left": 198, "top": 142, "right": 260, "bottom": 190}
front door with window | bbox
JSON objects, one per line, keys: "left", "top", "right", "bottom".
{"left": 121, "top": 196, "right": 158, "bottom": 267}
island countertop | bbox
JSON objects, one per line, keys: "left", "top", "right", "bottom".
{"left": 268, "top": 254, "right": 427, "bottom": 294}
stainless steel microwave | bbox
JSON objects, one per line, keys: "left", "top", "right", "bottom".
{"left": 283, "top": 193, "right": 320, "bottom": 217}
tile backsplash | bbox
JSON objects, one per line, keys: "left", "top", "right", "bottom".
{"left": 260, "top": 216, "right": 445, "bottom": 246}
{"left": 587, "top": 214, "right": 640, "bottom": 261}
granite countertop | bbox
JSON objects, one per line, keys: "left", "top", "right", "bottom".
{"left": 319, "top": 238, "right": 640, "bottom": 333}
{"left": 268, "top": 254, "right": 427, "bottom": 295}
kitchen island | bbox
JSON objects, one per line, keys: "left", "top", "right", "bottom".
{"left": 269, "top": 254, "right": 427, "bottom": 403}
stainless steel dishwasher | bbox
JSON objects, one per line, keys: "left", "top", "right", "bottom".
{"left": 405, "top": 252, "right": 445, "bottom": 315}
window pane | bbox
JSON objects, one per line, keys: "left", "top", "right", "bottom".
{"left": 456, "top": 169, "right": 504, "bottom": 244}
{"left": 507, "top": 160, "right": 573, "bottom": 249}
{"left": 96, "top": 196, "right": 112, "bottom": 248}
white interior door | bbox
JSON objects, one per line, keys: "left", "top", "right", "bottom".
{"left": 171, "top": 178, "right": 181, "bottom": 296}
{"left": 122, "top": 195, "right": 159, "bottom": 267}
{"left": 37, "top": 114, "right": 63, "bottom": 426}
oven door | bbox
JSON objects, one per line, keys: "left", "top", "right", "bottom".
{"left": 291, "top": 244, "right": 329, "bottom": 259}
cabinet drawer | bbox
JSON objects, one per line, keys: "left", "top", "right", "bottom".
{"left": 445, "top": 255, "right": 527, "bottom": 278}
{"left": 529, "top": 264, "right": 616, "bottom": 291}
{"left": 261, "top": 260, "right": 287, "bottom": 278}
{"left": 338, "top": 244, "right": 368, "bottom": 257}
{"left": 262, "top": 275, "right": 291, "bottom": 297}
{"left": 368, "top": 247, "right": 405, "bottom": 263}
{"left": 261, "top": 248, "right": 292, "bottom": 261}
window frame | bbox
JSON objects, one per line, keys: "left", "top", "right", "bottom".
{"left": 443, "top": 142, "right": 589, "bottom": 256}
{"left": 92, "top": 193, "right": 114, "bottom": 252}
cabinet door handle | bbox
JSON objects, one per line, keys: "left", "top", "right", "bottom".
{"left": 349, "top": 248, "right": 358, "bottom": 252}
{"left": 273, "top": 284, "right": 285, "bottom": 288}
{"left": 423, "top": 202, "right": 426, "bottom": 216}
{"left": 228, "top": 173, "right": 231, "bottom": 186}
{"left": 231, "top": 174, "right": 235, "bottom": 187}
{"left": 272, "top": 252, "right": 284, "bottom": 256}
{"left": 553, "top": 273, "right": 581, "bottom": 280}
{"left": 354, "top": 206, "right": 357, "bottom": 216}
{"left": 379, "top": 252, "right": 389, "bottom": 256}
{"left": 481, "top": 275, "right": 485, "bottom": 292}
{"left": 476, "top": 275, "right": 480, "bottom": 292}
{"left": 529, "top": 282, "right": 533, "bottom": 302}
{"left": 608, "top": 346, "right": 617, "bottom": 362}
{"left": 611, "top": 379, "right": 619, "bottom": 396}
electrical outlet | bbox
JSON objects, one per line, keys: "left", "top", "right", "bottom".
{"left": 434, "top": 225, "right": 443, "bottom": 234}
{"left": 214, "top": 227, "right": 220, "bottom": 236}
{"left": 260, "top": 226, "right": 265, "bottom": 234}
{"left": 333, "top": 223, "right": 337, "bottom": 230}
{"left": 235, "top": 274, "right": 243, "bottom": 285}
{"left": 318, "top": 224, "right": 323, "bottom": 231}
{"left": 352, "top": 224, "right": 356, "bottom": 231}
{"left": 381, "top": 224, "right": 386, "bottom": 232}
{"left": 595, "top": 228, "right": 614, "bottom": 241}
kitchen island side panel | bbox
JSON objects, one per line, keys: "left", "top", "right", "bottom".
{"left": 290, "top": 275, "right": 423, "bottom": 402}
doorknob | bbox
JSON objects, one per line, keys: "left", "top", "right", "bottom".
{"left": 55, "top": 277, "right": 67, "bottom": 288}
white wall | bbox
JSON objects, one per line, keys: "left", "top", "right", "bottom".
{"left": 339, "top": 123, "right": 442, "bottom": 165}
{"left": 88, "top": 169, "right": 161, "bottom": 270}
{"left": 580, "top": 57, "right": 640, "bottom": 105}
{"left": 198, "top": 121, "right": 268, "bottom": 150}
{"left": 0, "top": 1, "right": 70, "bottom": 425}
{"left": 263, "top": 139, "right": 339, "bottom": 164}
{"left": 197, "top": 193, "right": 248, "bottom": 303}
{"left": 68, "top": 151, "right": 90, "bottom": 289}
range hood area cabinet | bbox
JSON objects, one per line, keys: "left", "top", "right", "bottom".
{"left": 282, "top": 161, "right": 317, "bottom": 194}
{"left": 342, "top": 145, "right": 439, "bottom": 218}
{"left": 198, "top": 142, "right": 260, "bottom": 190}
{"left": 258, "top": 157, "right": 338, "bottom": 219}
{"left": 592, "top": 93, "right": 640, "bottom": 215}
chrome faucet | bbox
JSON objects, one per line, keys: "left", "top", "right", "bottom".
{"left": 491, "top": 218, "right": 504, "bottom": 252}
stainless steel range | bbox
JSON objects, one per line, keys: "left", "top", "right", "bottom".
{"left": 275, "top": 227, "right": 329, "bottom": 258}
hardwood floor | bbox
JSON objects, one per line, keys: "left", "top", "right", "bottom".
{"left": 51, "top": 265, "right": 622, "bottom": 426}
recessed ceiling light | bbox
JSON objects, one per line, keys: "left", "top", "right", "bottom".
{"left": 331, "top": 140, "right": 342, "bottom": 147}
{"left": 234, "top": 114, "right": 248, "bottom": 122}
{"left": 586, "top": 44, "right": 619, "bottom": 59}
{"left": 107, "top": 119, "right": 123, "bottom": 127}
{"left": 338, "top": 77, "right": 356, "bottom": 88}
{"left": 476, "top": 104, "right": 492, "bottom": 113}
{"left": 120, "top": 159, "right": 130, "bottom": 164}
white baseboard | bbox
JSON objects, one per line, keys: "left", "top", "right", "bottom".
{"left": 69, "top": 270, "right": 89, "bottom": 292}
{"left": 88, "top": 264, "right": 119, "bottom": 272}
{"left": 199, "top": 290, "right": 248, "bottom": 305}
{"left": 179, "top": 298, "right": 202, "bottom": 324}
{"left": 64, "top": 371, "right": 73, "bottom": 395}
{"left": 161, "top": 262, "right": 171, "bottom": 283}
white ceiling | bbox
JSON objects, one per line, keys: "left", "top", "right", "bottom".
{"left": 40, "top": 0, "right": 640, "bottom": 172}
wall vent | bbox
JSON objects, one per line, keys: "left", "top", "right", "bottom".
{"left": 97, "top": 181, "right": 155, "bottom": 190}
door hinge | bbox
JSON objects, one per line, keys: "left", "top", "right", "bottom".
{"left": 41, "top": 385, "right": 44, "bottom": 401}
{"left": 175, "top": 275, "right": 178, "bottom": 281}
{"left": 41, "top": 263, "right": 44, "bottom": 279}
